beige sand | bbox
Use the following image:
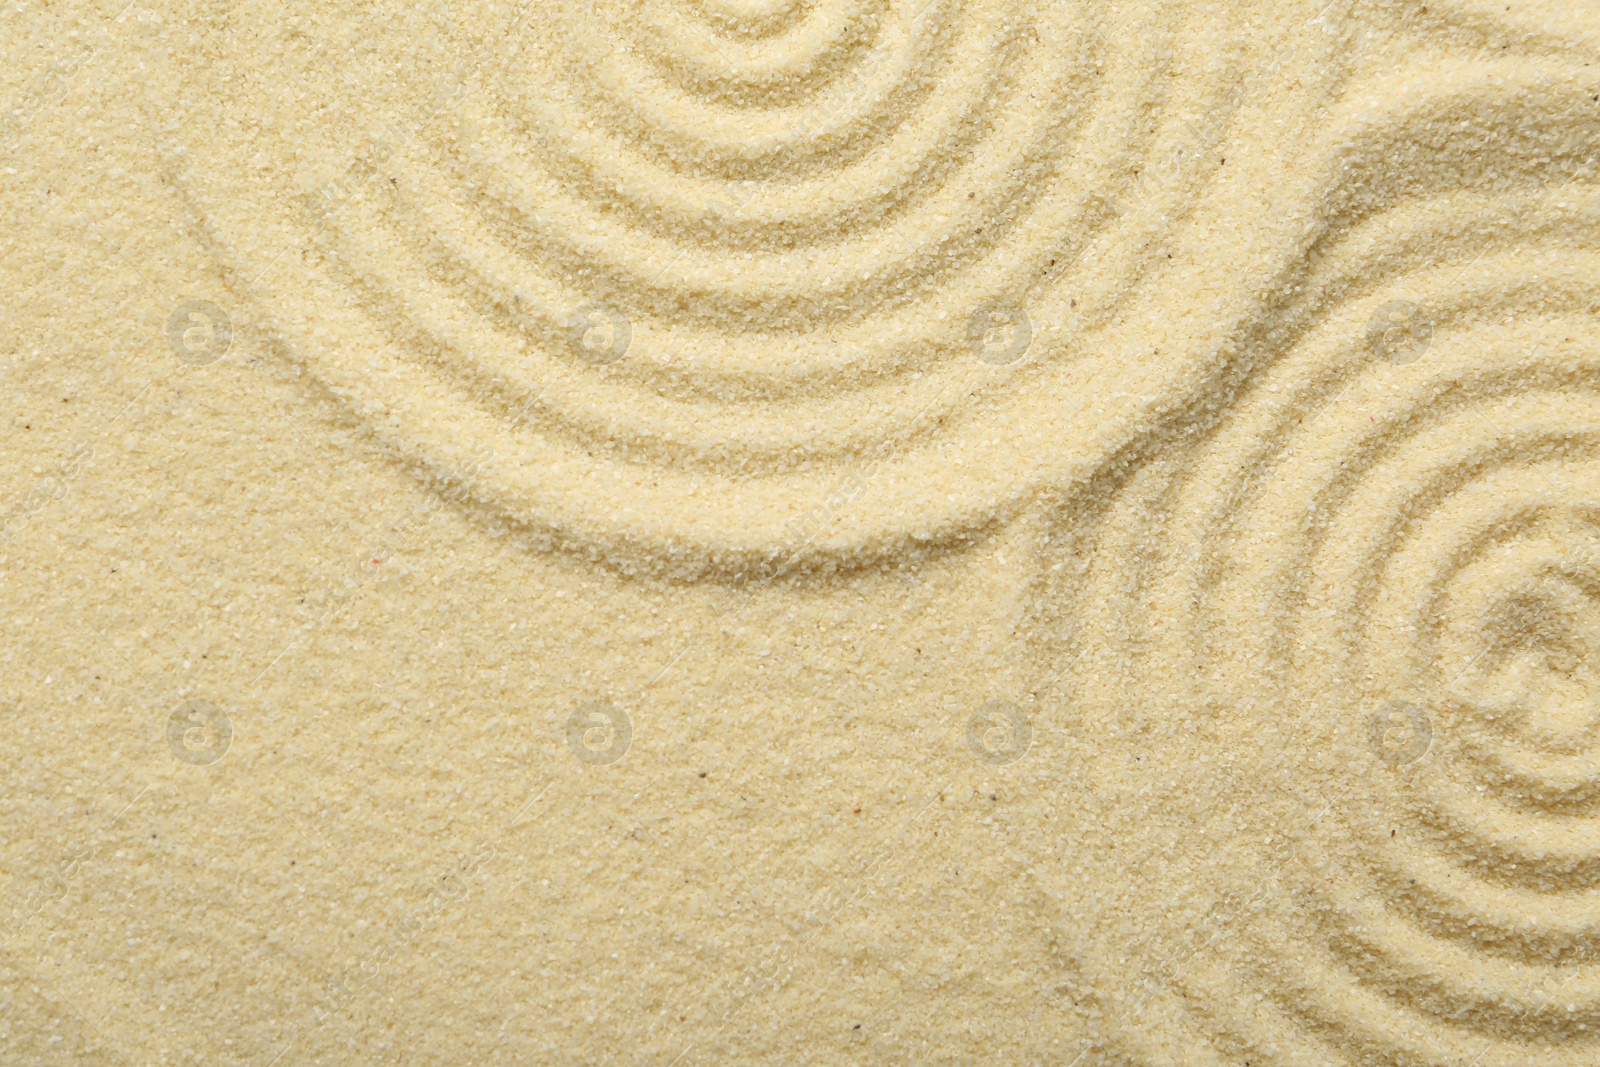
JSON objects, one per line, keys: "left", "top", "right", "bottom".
{"left": 3, "top": 0, "right": 1600, "bottom": 1062}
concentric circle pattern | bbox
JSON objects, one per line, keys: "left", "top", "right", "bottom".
{"left": 1027, "top": 43, "right": 1600, "bottom": 1063}
{"left": 153, "top": 1, "right": 1600, "bottom": 1058}
{"left": 158, "top": 0, "right": 1341, "bottom": 576}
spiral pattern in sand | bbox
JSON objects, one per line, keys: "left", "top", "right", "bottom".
{"left": 157, "top": 0, "right": 1343, "bottom": 576}
{"left": 1029, "top": 48, "right": 1600, "bottom": 1063}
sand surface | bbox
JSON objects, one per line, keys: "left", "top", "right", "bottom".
{"left": 3, "top": 0, "right": 1600, "bottom": 1063}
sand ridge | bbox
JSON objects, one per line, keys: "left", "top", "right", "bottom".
{"left": 1028, "top": 60, "right": 1600, "bottom": 1063}
{"left": 153, "top": 0, "right": 1355, "bottom": 577}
